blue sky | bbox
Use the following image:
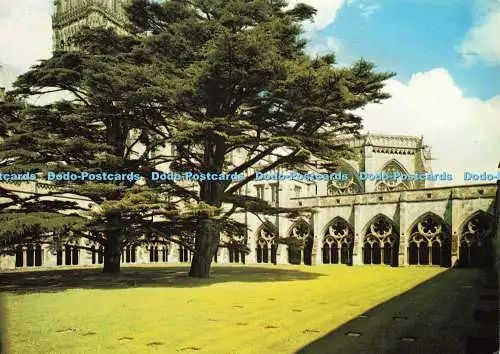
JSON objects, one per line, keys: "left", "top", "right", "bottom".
{"left": 0, "top": 0, "right": 499, "bottom": 184}
{"left": 306, "top": 0, "right": 499, "bottom": 100}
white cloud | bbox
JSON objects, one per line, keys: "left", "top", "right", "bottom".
{"left": 307, "top": 36, "right": 342, "bottom": 57}
{"left": 359, "top": 68, "right": 500, "bottom": 185}
{"left": 287, "top": 0, "right": 348, "bottom": 36}
{"left": 358, "top": 3, "right": 380, "bottom": 18}
{"left": 287, "top": 0, "right": 380, "bottom": 37}
{"left": 457, "top": 5, "right": 500, "bottom": 65}
{"left": 347, "top": 0, "right": 380, "bottom": 18}
{"left": 0, "top": 0, "right": 52, "bottom": 71}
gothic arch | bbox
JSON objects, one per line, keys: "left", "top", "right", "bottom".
{"left": 406, "top": 212, "right": 449, "bottom": 235}
{"left": 407, "top": 212, "right": 451, "bottom": 267}
{"left": 287, "top": 219, "right": 313, "bottom": 265}
{"left": 178, "top": 233, "right": 194, "bottom": 263}
{"left": 149, "top": 245, "right": 159, "bottom": 262}
{"left": 122, "top": 244, "right": 137, "bottom": 264}
{"left": 322, "top": 217, "right": 354, "bottom": 265}
{"left": 379, "top": 159, "right": 411, "bottom": 175}
{"left": 327, "top": 161, "right": 363, "bottom": 196}
{"left": 34, "top": 245, "right": 42, "bottom": 266}
{"left": 21, "top": 244, "right": 43, "bottom": 267}
{"left": 459, "top": 211, "right": 494, "bottom": 268}
{"left": 15, "top": 245, "right": 23, "bottom": 267}
{"left": 375, "top": 159, "right": 415, "bottom": 192}
{"left": 255, "top": 221, "right": 277, "bottom": 264}
{"left": 360, "top": 213, "right": 396, "bottom": 236}
{"left": 63, "top": 243, "right": 79, "bottom": 265}
{"left": 362, "top": 214, "right": 399, "bottom": 266}
{"left": 90, "top": 245, "right": 96, "bottom": 264}
{"left": 227, "top": 231, "right": 246, "bottom": 265}
{"left": 286, "top": 218, "right": 312, "bottom": 241}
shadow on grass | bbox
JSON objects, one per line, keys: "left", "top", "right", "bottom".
{"left": 0, "top": 265, "right": 324, "bottom": 294}
{"left": 296, "top": 268, "right": 499, "bottom": 354}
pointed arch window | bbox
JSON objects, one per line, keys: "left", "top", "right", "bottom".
{"left": 179, "top": 246, "right": 191, "bottom": 263}
{"left": 408, "top": 214, "right": 451, "bottom": 267}
{"left": 26, "top": 245, "right": 35, "bottom": 267}
{"left": 15, "top": 245, "right": 23, "bottom": 267}
{"left": 326, "top": 163, "right": 362, "bottom": 196}
{"left": 122, "top": 245, "right": 137, "bottom": 264}
{"left": 323, "top": 218, "right": 354, "bottom": 265}
{"left": 375, "top": 160, "right": 414, "bottom": 192}
{"left": 35, "top": 245, "right": 42, "bottom": 266}
{"left": 150, "top": 246, "right": 159, "bottom": 262}
{"left": 363, "top": 215, "right": 399, "bottom": 266}
{"left": 256, "top": 222, "right": 277, "bottom": 264}
{"left": 288, "top": 219, "right": 313, "bottom": 265}
{"left": 228, "top": 241, "right": 246, "bottom": 264}
{"left": 459, "top": 212, "right": 493, "bottom": 267}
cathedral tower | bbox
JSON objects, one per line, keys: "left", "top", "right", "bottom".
{"left": 52, "top": 0, "right": 131, "bottom": 51}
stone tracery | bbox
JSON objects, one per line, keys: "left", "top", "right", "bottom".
{"left": 287, "top": 219, "right": 313, "bottom": 265}
{"left": 327, "top": 176, "right": 362, "bottom": 196}
{"left": 362, "top": 215, "right": 399, "bottom": 266}
{"left": 256, "top": 222, "right": 277, "bottom": 264}
{"left": 374, "top": 161, "right": 413, "bottom": 192}
{"left": 227, "top": 233, "right": 247, "bottom": 264}
{"left": 459, "top": 212, "right": 493, "bottom": 267}
{"left": 322, "top": 218, "right": 354, "bottom": 265}
{"left": 408, "top": 214, "right": 451, "bottom": 266}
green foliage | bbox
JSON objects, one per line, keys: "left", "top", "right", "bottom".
{"left": 0, "top": 211, "right": 84, "bottom": 254}
{"left": 0, "top": 0, "right": 395, "bottom": 271}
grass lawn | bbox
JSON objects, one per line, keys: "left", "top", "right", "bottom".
{"left": 0, "top": 265, "right": 487, "bottom": 353}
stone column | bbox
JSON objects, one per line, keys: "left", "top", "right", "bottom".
{"left": 276, "top": 244, "right": 288, "bottom": 264}
{"left": 247, "top": 214, "right": 258, "bottom": 264}
{"left": 312, "top": 209, "right": 323, "bottom": 265}
{"left": 219, "top": 247, "right": 229, "bottom": 264}
{"left": 352, "top": 203, "right": 364, "bottom": 265}
{"left": 398, "top": 196, "right": 409, "bottom": 267}
{"left": 169, "top": 243, "right": 179, "bottom": 263}
{"left": 450, "top": 193, "right": 462, "bottom": 267}
{"left": 45, "top": 248, "right": 56, "bottom": 267}
{"left": 138, "top": 245, "right": 149, "bottom": 264}
{"left": 363, "top": 144, "right": 374, "bottom": 192}
{"left": 82, "top": 246, "right": 91, "bottom": 266}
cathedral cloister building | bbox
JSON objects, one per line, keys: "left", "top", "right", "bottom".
{"left": 1, "top": 132, "right": 496, "bottom": 270}
{"left": 0, "top": 0, "right": 497, "bottom": 270}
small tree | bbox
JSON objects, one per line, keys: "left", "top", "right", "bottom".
{"left": 1, "top": 29, "right": 191, "bottom": 274}
{"left": 0, "top": 95, "right": 86, "bottom": 256}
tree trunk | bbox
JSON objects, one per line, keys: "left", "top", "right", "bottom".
{"left": 189, "top": 133, "right": 224, "bottom": 278}
{"left": 189, "top": 218, "right": 220, "bottom": 278}
{"left": 102, "top": 228, "right": 121, "bottom": 274}
{"left": 102, "top": 209, "right": 122, "bottom": 275}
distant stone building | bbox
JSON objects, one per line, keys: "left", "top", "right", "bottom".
{"left": 52, "top": 0, "right": 131, "bottom": 51}
{"left": 0, "top": 1, "right": 497, "bottom": 271}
